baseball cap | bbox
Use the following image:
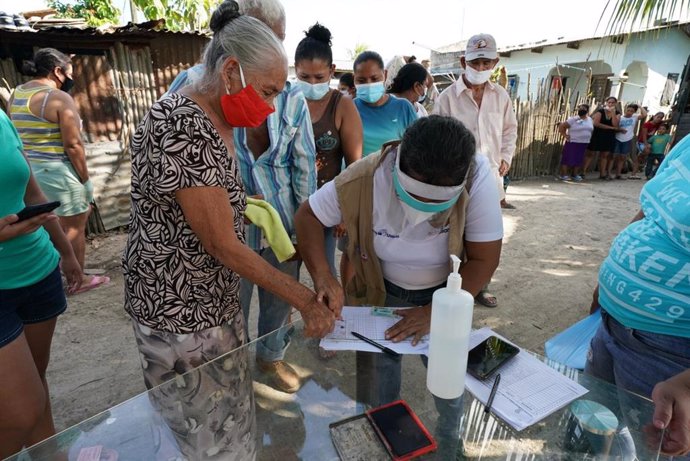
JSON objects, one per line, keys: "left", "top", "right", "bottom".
{"left": 465, "top": 34, "right": 498, "bottom": 61}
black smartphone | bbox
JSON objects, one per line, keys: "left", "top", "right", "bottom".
{"left": 16, "top": 201, "right": 61, "bottom": 222}
{"left": 467, "top": 335, "right": 520, "bottom": 380}
{"left": 366, "top": 400, "right": 436, "bottom": 459}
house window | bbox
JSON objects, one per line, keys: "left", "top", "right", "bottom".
{"left": 507, "top": 74, "right": 519, "bottom": 98}
{"left": 661, "top": 73, "right": 679, "bottom": 106}
{"left": 590, "top": 75, "right": 612, "bottom": 102}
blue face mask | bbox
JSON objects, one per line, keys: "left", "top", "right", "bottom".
{"left": 295, "top": 80, "right": 330, "bottom": 101}
{"left": 356, "top": 82, "right": 386, "bottom": 104}
{"left": 392, "top": 165, "right": 461, "bottom": 213}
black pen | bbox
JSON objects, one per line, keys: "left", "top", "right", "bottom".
{"left": 484, "top": 374, "right": 501, "bottom": 415}
{"left": 351, "top": 331, "right": 400, "bottom": 357}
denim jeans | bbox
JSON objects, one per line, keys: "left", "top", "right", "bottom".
{"left": 645, "top": 153, "right": 665, "bottom": 178}
{"left": 356, "top": 279, "right": 464, "bottom": 460}
{"left": 239, "top": 247, "right": 300, "bottom": 362}
{"left": 324, "top": 227, "right": 337, "bottom": 277}
{"left": 586, "top": 310, "right": 690, "bottom": 460}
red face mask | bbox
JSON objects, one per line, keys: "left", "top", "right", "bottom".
{"left": 220, "top": 63, "right": 275, "bottom": 128}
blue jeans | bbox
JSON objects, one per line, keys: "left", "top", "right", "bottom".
{"left": 239, "top": 247, "right": 300, "bottom": 362}
{"left": 645, "top": 153, "right": 665, "bottom": 178}
{"left": 324, "top": 227, "right": 337, "bottom": 277}
{"left": 586, "top": 310, "right": 690, "bottom": 460}
{"left": 356, "top": 279, "right": 463, "bottom": 459}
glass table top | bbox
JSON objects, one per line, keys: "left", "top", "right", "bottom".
{"left": 9, "top": 320, "right": 667, "bottom": 461}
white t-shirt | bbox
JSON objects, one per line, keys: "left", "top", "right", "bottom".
{"left": 309, "top": 152, "right": 503, "bottom": 289}
{"left": 415, "top": 102, "right": 428, "bottom": 118}
{"left": 616, "top": 115, "right": 637, "bottom": 142}
{"left": 566, "top": 116, "right": 594, "bottom": 144}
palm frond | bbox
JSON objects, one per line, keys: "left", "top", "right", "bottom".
{"left": 600, "top": 0, "right": 690, "bottom": 35}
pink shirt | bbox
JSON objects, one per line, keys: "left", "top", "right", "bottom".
{"left": 433, "top": 78, "right": 518, "bottom": 166}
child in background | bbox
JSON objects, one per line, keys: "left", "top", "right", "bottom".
{"left": 338, "top": 72, "right": 356, "bottom": 99}
{"left": 612, "top": 104, "right": 646, "bottom": 179}
{"left": 645, "top": 123, "right": 672, "bottom": 179}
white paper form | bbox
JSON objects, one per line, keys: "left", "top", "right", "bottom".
{"left": 465, "top": 327, "right": 588, "bottom": 431}
{"left": 320, "top": 306, "right": 429, "bottom": 355}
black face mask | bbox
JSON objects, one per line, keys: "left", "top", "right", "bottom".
{"left": 578, "top": 109, "right": 588, "bottom": 116}
{"left": 60, "top": 76, "right": 74, "bottom": 93}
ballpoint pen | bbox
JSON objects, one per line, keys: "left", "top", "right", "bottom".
{"left": 485, "top": 374, "right": 501, "bottom": 415}
{"left": 351, "top": 331, "right": 400, "bottom": 357}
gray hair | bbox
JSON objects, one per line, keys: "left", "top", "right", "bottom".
{"left": 237, "top": 0, "right": 286, "bottom": 30}
{"left": 198, "top": 12, "right": 286, "bottom": 92}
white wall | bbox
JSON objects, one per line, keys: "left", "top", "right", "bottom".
{"left": 486, "top": 29, "right": 690, "bottom": 111}
{"left": 499, "top": 38, "right": 627, "bottom": 101}
{"left": 622, "top": 29, "right": 690, "bottom": 113}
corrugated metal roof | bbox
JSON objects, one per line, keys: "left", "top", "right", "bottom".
{"left": 0, "top": 19, "right": 209, "bottom": 39}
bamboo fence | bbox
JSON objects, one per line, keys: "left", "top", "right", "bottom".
{"left": 509, "top": 78, "right": 598, "bottom": 179}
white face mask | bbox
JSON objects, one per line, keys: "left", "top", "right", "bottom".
{"left": 417, "top": 84, "right": 427, "bottom": 103}
{"left": 464, "top": 65, "right": 492, "bottom": 85}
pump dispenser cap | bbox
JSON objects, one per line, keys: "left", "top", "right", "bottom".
{"left": 447, "top": 254, "right": 462, "bottom": 292}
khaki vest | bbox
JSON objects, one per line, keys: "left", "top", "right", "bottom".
{"left": 334, "top": 142, "right": 470, "bottom": 306}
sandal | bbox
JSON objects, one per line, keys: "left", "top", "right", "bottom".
{"left": 475, "top": 291, "right": 498, "bottom": 308}
{"left": 71, "top": 275, "right": 110, "bottom": 295}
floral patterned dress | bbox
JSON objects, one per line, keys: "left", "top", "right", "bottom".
{"left": 123, "top": 93, "right": 255, "bottom": 460}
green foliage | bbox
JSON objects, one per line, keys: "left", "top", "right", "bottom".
{"left": 132, "top": 0, "right": 219, "bottom": 31}
{"left": 48, "top": 0, "right": 121, "bottom": 27}
{"left": 347, "top": 43, "right": 369, "bottom": 60}
{"left": 601, "top": 0, "right": 690, "bottom": 34}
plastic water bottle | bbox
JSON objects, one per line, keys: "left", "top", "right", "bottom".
{"left": 426, "top": 254, "right": 475, "bottom": 399}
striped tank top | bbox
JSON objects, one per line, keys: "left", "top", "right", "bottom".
{"left": 10, "top": 85, "right": 67, "bottom": 162}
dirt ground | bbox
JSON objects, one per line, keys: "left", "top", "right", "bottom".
{"left": 47, "top": 176, "right": 643, "bottom": 432}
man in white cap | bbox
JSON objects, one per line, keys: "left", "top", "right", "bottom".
{"left": 433, "top": 33, "right": 517, "bottom": 308}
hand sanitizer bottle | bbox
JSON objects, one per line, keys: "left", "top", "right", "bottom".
{"left": 426, "top": 254, "right": 474, "bottom": 399}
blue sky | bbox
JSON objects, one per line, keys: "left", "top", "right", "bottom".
{"left": 3, "top": 0, "right": 688, "bottom": 64}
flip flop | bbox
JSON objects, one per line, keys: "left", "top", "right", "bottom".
{"left": 475, "top": 291, "right": 498, "bottom": 308}
{"left": 71, "top": 275, "right": 110, "bottom": 295}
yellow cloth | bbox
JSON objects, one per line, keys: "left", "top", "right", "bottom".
{"left": 245, "top": 197, "right": 296, "bottom": 262}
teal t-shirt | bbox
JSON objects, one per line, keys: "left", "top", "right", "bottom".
{"left": 648, "top": 133, "right": 672, "bottom": 154}
{"left": 354, "top": 95, "right": 418, "bottom": 156}
{"left": 598, "top": 134, "right": 690, "bottom": 337}
{"left": 0, "top": 111, "right": 59, "bottom": 289}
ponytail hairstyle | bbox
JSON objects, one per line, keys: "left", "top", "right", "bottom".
{"left": 387, "top": 62, "right": 428, "bottom": 94}
{"left": 294, "top": 23, "right": 333, "bottom": 66}
{"left": 22, "top": 48, "right": 71, "bottom": 77}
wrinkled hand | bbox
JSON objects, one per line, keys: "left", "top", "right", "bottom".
{"left": 0, "top": 213, "right": 57, "bottom": 243}
{"left": 590, "top": 284, "right": 600, "bottom": 314}
{"left": 333, "top": 222, "right": 348, "bottom": 239}
{"left": 650, "top": 371, "right": 690, "bottom": 456}
{"left": 314, "top": 273, "right": 344, "bottom": 318}
{"left": 499, "top": 160, "right": 510, "bottom": 177}
{"left": 300, "top": 296, "right": 336, "bottom": 338}
{"left": 61, "top": 255, "right": 83, "bottom": 294}
{"left": 385, "top": 305, "right": 431, "bottom": 346}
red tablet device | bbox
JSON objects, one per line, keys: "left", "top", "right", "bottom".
{"left": 365, "top": 400, "right": 437, "bottom": 460}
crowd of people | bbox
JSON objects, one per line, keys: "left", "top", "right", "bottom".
{"left": 558, "top": 97, "right": 673, "bottom": 182}
{"left": 0, "top": 0, "right": 688, "bottom": 458}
